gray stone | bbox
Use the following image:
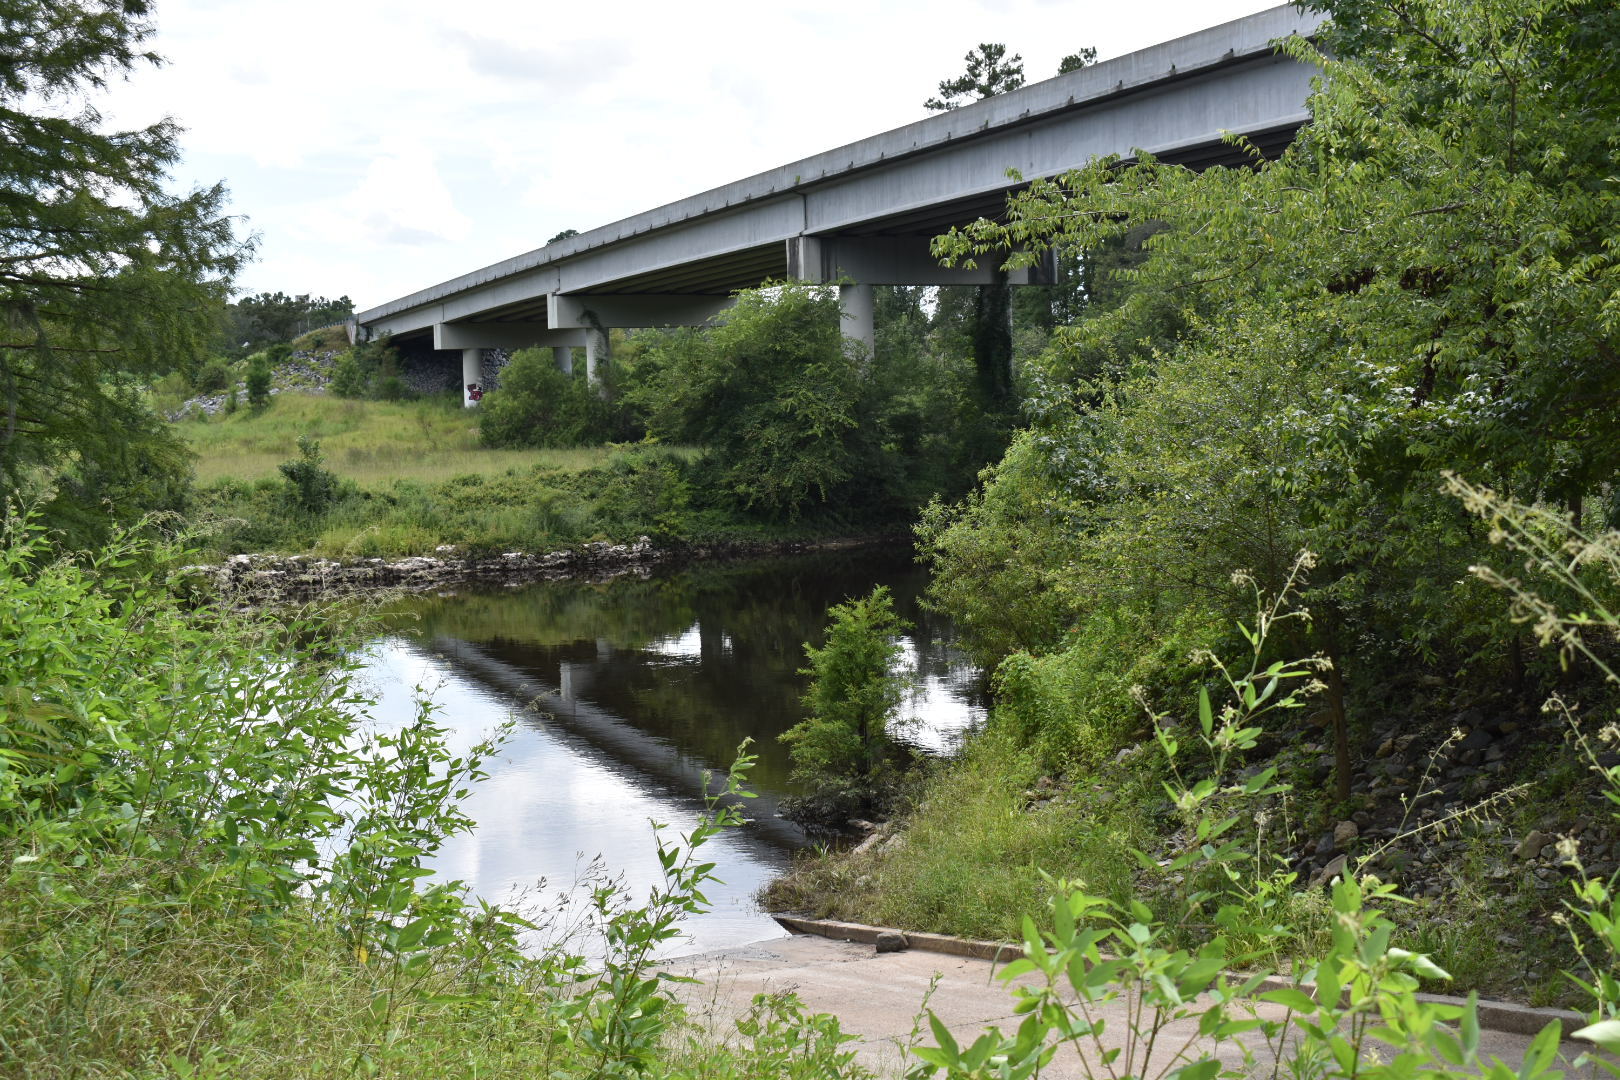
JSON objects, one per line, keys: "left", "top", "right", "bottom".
{"left": 1333, "top": 820, "right": 1360, "bottom": 848}
{"left": 1514, "top": 830, "right": 1552, "bottom": 860}
{"left": 1313, "top": 854, "right": 1349, "bottom": 888}
{"left": 874, "top": 931, "right": 908, "bottom": 954}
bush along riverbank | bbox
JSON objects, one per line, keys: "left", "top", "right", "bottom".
{"left": 767, "top": 492, "right": 1620, "bottom": 1012}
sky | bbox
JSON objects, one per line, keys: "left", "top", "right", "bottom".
{"left": 100, "top": 0, "right": 1280, "bottom": 311}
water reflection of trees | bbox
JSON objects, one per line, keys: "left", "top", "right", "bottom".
{"left": 383, "top": 548, "right": 987, "bottom": 799}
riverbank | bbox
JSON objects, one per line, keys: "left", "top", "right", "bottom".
{"left": 762, "top": 688, "right": 1620, "bottom": 1010}
{"left": 199, "top": 533, "right": 908, "bottom": 600}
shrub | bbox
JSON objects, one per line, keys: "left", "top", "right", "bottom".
{"left": 329, "top": 334, "right": 405, "bottom": 400}
{"left": 191, "top": 357, "right": 232, "bottom": 393}
{"left": 246, "top": 354, "right": 273, "bottom": 411}
{"left": 780, "top": 586, "right": 909, "bottom": 830}
{"left": 329, "top": 348, "right": 367, "bottom": 398}
{"left": 278, "top": 434, "right": 339, "bottom": 514}
{"left": 479, "top": 347, "right": 627, "bottom": 448}
{"left": 993, "top": 603, "right": 1220, "bottom": 770}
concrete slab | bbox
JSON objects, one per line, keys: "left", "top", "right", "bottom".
{"left": 667, "top": 933, "right": 1607, "bottom": 1079}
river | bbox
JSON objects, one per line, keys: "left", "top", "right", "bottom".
{"left": 353, "top": 545, "right": 987, "bottom": 957}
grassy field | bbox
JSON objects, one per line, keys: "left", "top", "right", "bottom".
{"left": 180, "top": 392, "right": 636, "bottom": 486}
{"left": 175, "top": 391, "right": 750, "bottom": 557}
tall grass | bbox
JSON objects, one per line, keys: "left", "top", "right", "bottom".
{"left": 182, "top": 391, "right": 638, "bottom": 486}
{"left": 180, "top": 393, "right": 726, "bottom": 557}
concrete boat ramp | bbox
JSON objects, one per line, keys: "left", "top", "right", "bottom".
{"left": 667, "top": 931, "right": 1603, "bottom": 1079}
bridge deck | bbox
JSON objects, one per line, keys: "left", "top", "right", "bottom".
{"left": 357, "top": 4, "right": 1322, "bottom": 348}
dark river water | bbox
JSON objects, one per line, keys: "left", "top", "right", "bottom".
{"left": 354, "top": 546, "right": 987, "bottom": 957}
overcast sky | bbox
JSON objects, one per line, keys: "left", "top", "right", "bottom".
{"left": 103, "top": 0, "right": 1278, "bottom": 310}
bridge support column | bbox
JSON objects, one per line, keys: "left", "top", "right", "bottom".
{"left": 585, "top": 327, "right": 610, "bottom": 392}
{"left": 839, "top": 282, "right": 875, "bottom": 359}
{"left": 554, "top": 346, "right": 574, "bottom": 375}
{"left": 461, "top": 348, "right": 482, "bottom": 407}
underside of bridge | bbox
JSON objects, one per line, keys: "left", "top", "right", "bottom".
{"left": 356, "top": 5, "right": 1321, "bottom": 405}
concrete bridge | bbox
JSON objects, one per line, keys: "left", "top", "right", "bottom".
{"left": 354, "top": 5, "right": 1323, "bottom": 405}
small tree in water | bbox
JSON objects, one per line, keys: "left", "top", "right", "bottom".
{"left": 780, "top": 586, "right": 909, "bottom": 832}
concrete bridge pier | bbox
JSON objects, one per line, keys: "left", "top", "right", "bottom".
{"left": 585, "top": 326, "right": 610, "bottom": 392}
{"left": 554, "top": 346, "right": 574, "bottom": 376}
{"left": 461, "top": 348, "right": 482, "bottom": 407}
{"left": 838, "top": 282, "right": 875, "bottom": 359}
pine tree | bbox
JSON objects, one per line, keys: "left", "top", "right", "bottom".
{"left": 0, "top": 0, "right": 245, "bottom": 542}
{"left": 923, "top": 43, "right": 1025, "bottom": 112}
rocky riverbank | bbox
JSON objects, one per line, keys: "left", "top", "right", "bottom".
{"left": 197, "top": 534, "right": 901, "bottom": 601}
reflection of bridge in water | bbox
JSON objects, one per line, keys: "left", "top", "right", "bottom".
{"left": 423, "top": 635, "right": 809, "bottom": 852}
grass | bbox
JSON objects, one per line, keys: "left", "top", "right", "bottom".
{"left": 0, "top": 866, "right": 569, "bottom": 1080}
{"left": 181, "top": 393, "right": 749, "bottom": 557}
{"left": 764, "top": 730, "right": 1158, "bottom": 942}
{"left": 768, "top": 704, "right": 1599, "bottom": 1005}
{"left": 180, "top": 392, "right": 645, "bottom": 486}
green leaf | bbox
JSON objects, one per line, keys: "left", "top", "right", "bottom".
{"left": 1571, "top": 1019, "right": 1620, "bottom": 1052}
{"left": 927, "top": 1011, "right": 960, "bottom": 1057}
{"left": 1520, "top": 1021, "right": 1563, "bottom": 1080}
{"left": 1259, "top": 987, "right": 1320, "bottom": 1014}
{"left": 1461, "top": 992, "right": 1480, "bottom": 1057}
{"left": 1166, "top": 1057, "right": 1222, "bottom": 1080}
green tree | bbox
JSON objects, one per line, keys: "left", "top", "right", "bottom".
{"left": 925, "top": 0, "right": 1620, "bottom": 787}
{"left": 922, "top": 41, "right": 1064, "bottom": 417}
{"left": 0, "top": 0, "right": 242, "bottom": 543}
{"left": 632, "top": 283, "right": 879, "bottom": 518}
{"left": 244, "top": 354, "right": 272, "bottom": 412}
{"left": 923, "top": 43, "right": 1024, "bottom": 112}
{"left": 1057, "top": 48, "right": 1096, "bottom": 74}
{"left": 780, "top": 586, "right": 909, "bottom": 829}
{"left": 278, "top": 434, "right": 338, "bottom": 514}
{"left": 222, "top": 291, "right": 351, "bottom": 356}
{"left": 479, "top": 346, "right": 629, "bottom": 448}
